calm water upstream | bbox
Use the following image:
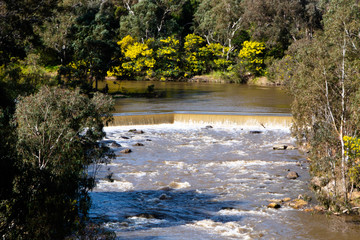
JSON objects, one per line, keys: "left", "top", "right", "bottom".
{"left": 90, "top": 81, "right": 360, "bottom": 239}
{"left": 111, "top": 81, "right": 291, "bottom": 114}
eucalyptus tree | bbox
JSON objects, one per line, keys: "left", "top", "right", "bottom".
{"left": 66, "top": 0, "right": 118, "bottom": 91}
{"left": 242, "top": 0, "right": 322, "bottom": 58}
{"left": 0, "top": 86, "right": 114, "bottom": 239}
{"left": 119, "top": 0, "right": 159, "bottom": 39}
{"left": 194, "top": 0, "right": 244, "bottom": 60}
{"left": 119, "top": 0, "right": 187, "bottom": 40}
{"left": 0, "top": 0, "right": 60, "bottom": 65}
{"left": 38, "top": 1, "right": 79, "bottom": 66}
{"left": 287, "top": 0, "right": 360, "bottom": 211}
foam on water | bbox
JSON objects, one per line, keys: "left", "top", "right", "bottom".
{"left": 218, "top": 209, "right": 271, "bottom": 217}
{"left": 187, "top": 219, "right": 254, "bottom": 240}
{"left": 90, "top": 122, "right": 322, "bottom": 239}
{"left": 95, "top": 180, "right": 134, "bottom": 192}
{"left": 168, "top": 181, "right": 191, "bottom": 189}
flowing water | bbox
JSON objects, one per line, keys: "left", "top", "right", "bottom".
{"left": 90, "top": 81, "right": 360, "bottom": 239}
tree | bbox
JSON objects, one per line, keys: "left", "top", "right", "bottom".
{"left": 242, "top": 0, "right": 322, "bottom": 58}
{"left": 183, "top": 34, "right": 207, "bottom": 76}
{"left": 154, "top": 0, "right": 186, "bottom": 34}
{"left": 1, "top": 86, "right": 114, "bottom": 238}
{"left": 287, "top": 0, "right": 360, "bottom": 211}
{"left": 65, "top": 0, "right": 118, "bottom": 91}
{"left": 238, "top": 41, "right": 266, "bottom": 76}
{"left": 194, "top": 0, "right": 243, "bottom": 59}
{"left": 119, "top": 0, "right": 186, "bottom": 40}
{"left": 119, "top": 0, "right": 159, "bottom": 39}
{"left": 0, "top": 0, "right": 60, "bottom": 65}
{"left": 156, "top": 36, "right": 182, "bottom": 80}
{"left": 108, "top": 35, "right": 156, "bottom": 79}
{"left": 38, "top": 1, "right": 78, "bottom": 66}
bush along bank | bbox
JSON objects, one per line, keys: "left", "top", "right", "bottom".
{"left": 286, "top": 0, "right": 360, "bottom": 215}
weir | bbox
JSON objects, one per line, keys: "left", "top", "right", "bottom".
{"left": 110, "top": 113, "right": 293, "bottom": 128}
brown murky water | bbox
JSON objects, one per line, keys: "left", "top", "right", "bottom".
{"left": 111, "top": 81, "right": 291, "bottom": 114}
{"left": 90, "top": 81, "right": 360, "bottom": 239}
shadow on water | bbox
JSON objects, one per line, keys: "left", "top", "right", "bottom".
{"left": 90, "top": 189, "right": 246, "bottom": 232}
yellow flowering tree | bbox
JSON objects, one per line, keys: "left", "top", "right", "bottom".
{"left": 238, "top": 41, "right": 265, "bottom": 76}
{"left": 183, "top": 34, "right": 206, "bottom": 77}
{"left": 107, "top": 35, "right": 155, "bottom": 79}
{"left": 205, "top": 43, "right": 232, "bottom": 72}
{"left": 156, "top": 36, "right": 181, "bottom": 80}
{"left": 343, "top": 136, "right": 360, "bottom": 193}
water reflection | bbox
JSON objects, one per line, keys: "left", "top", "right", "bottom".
{"left": 112, "top": 81, "right": 292, "bottom": 114}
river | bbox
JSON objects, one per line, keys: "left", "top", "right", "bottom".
{"left": 89, "top": 81, "right": 360, "bottom": 239}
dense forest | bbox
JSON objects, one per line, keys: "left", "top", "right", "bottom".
{"left": 1, "top": 0, "right": 360, "bottom": 238}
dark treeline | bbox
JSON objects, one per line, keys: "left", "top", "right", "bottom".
{"left": 1, "top": 0, "right": 360, "bottom": 238}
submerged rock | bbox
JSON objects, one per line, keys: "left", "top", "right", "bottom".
{"left": 159, "top": 194, "right": 171, "bottom": 200}
{"left": 286, "top": 171, "right": 299, "bottom": 179}
{"left": 268, "top": 202, "right": 281, "bottom": 208}
{"left": 273, "top": 144, "right": 287, "bottom": 150}
{"left": 110, "top": 142, "right": 121, "bottom": 148}
{"left": 121, "top": 136, "right": 130, "bottom": 139}
{"left": 287, "top": 199, "right": 308, "bottom": 209}
{"left": 273, "top": 144, "right": 297, "bottom": 150}
{"left": 129, "top": 129, "right": 145, "bottom": 134}
{"left": 120, "top": 148, "right": 132, "bottom": 153}
{"left": 282, "top": 197, "right": 291, "bottom": 202}
{"left": 267, "top": 199, "right": 283, "bottom": 204}
{"left": 133, "top": 143, "right": 144, "bottom": 146}
{"left": 250, "top": 130, "right": 262, "bottom": 134}
{"left": 205, "top": 125, "right": 213, "bottom": 129}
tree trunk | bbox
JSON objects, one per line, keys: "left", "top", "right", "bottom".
{"left": 340, "top": 28, "right": 348, "bottom": 203}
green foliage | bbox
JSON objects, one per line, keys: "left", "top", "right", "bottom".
{"left": 238, "top": 41, "right": 266, "bottom": 76}
{"left": 241, "top": 0, "right": 323, "bottom": 59}
{"left": 344, "top": 136, "right": 360, "bottom": 187}
{"left": 108, "top": 35, "right": 156, "bottom": 79}
{"left": 286, "top": 0, "right": 360, "bottom": 209}
{"left": 156, "top": 36, "right": 181, "bottom": 80}
{"left": 0, "top": 86, "right": 114, "bottom": 239}
{"left": 194, "top": 0, "right": 243, "bottom": 52}
{"left": 0, "top": 0, "right": 60, "bottom": 65}
{"left": 62, "top": 0, "right": 118, "bottom": 91}
{"left": 205, "top": 43, "right": 232, "bottom": 72}
{"left": 183, "top": 33, "right": 206, "bottom": 76}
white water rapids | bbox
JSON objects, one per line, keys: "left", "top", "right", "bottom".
{"left": 89, "top": 123, "right": 336, "bottom": 239}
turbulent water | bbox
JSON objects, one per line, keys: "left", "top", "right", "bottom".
{"left": 89, "top": 123, "right": 360, "bottom": 239}
{"left": 90, "top": 82, "right": 360, "bottom": 239}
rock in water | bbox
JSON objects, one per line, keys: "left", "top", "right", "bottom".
{"left": 129, "top": 129, "right": 145, "bottom": 134}
{"left": 110, "top": 142, "right": 121, "bottom": 148}
{"left": 267, "top": 202, "right": 281, "bottom": 208}
{"left": 159, "top": 194, "right": 171, "bottom": 200}
{"left": 133, "top": 143, "right": 144, "bottom": 146}
{"left": 286, "top": 171, "right": 299, "bottom": 179}
{"left": 250, "top": 131, "right": 262, "bottom": 134}
{"left": 120, "top": 148, "right": 132, "bottom": 153}
{"left": 273, "top": 144, "right": 287, "bottom": 150}
{"left": 287, "top": 199, "right": 308, "bottom": 209}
